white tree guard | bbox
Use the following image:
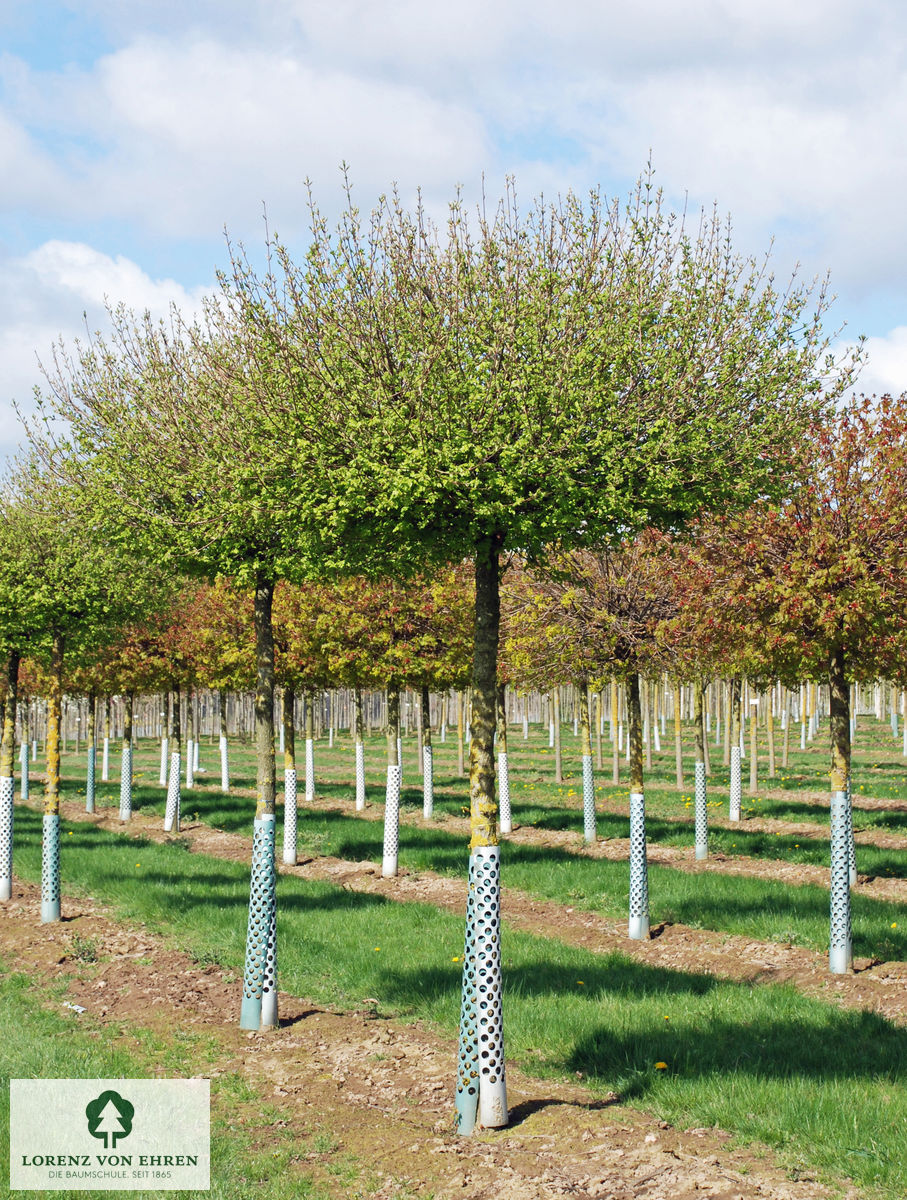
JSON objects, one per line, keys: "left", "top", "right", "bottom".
{"left": 31, "top": 739, "right": 36, "bottom": 761}
{"left": 185, "top": 738, "right": 195, "bottom": 789}
{"left": 573, "top": 716, "right": 578, "bottom": 737}
{"left": 522, "top": 716, "right": 528, "bottom": 740}
{"left": 19, "top": 743, "right": 28, "bottom": 802}
{"left": 800, "top": 722, "right": 807, "bottom": 751}
{"left": 581, "top": 754, "right": 595, "bottom": 844}
{"left": 101, "top": 737, "right": 110, "bottom": 782}
{"left": 220, "top": 735, "right": 229, "bottom": 793}
{"left": 355, "top": 741, "right": 366, "bottom": 810}
{"left": 548, "top": 722, "right": 554, "bottom": 748}
{"left": 85, "top": 746, "right": 95, "bottom": 814}
{"left": 279, "top": 724, "right": 285, "bottom": 754}
{"left": 423, "top": 745, "right": 434, "bottom": 819}
{"left": 119, "top": 744, "right": 133, "bottom": 821}
{"left": 729, "top": 746, "right": 742, "bottom": 821}
{"left": 382, "top": 764, "right": 402, "bottom": 877}
{"left": 282, "top": 767, "right": 298, "bottom": 865}
{"left": 159, "top": 737, "right": 168, "bottom": 786}
{"left": 653, "top": 724, "right": 661, "bottom": 752}
{"left": 694, "top": 760, "right": 708, "bottom": 860}
{"left": 396, "top": 736, "right": 402, "bottom": 766}
{"left": 305, "top": 738, "right": 315, "bottom": 802}
{"left": 498, "top": 751, "right": 512, "bottom": 835}
{"left": 0, "top": 775, "right": 14, "bottom": 900}
{"left": 163, "top": 751, "right": 181, "bottom": 832}
{"left": 473, "top": 845, "right": 508, "bottom": 1128}
{"left": 846, "top": 776, "right": 856, "bottom": 887}
{"left": 628, "top": 791, "right": 650, "bottom": 940}
{"left": 41, "top": 812, "right": 61, "bottom": 922}
{"left": 829, "top": 790, "right": 853, "bottom": 974}
{"left": 194, "top": 740, "right": 201, "bottom": 772}
{"left": 329, "top": 727, "right": 334, "bottom": 748}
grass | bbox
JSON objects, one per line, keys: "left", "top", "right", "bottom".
{"left": 7, "top": 805, "right": 907, "bottom": 1198}
{"left": 0, "top": 972, "right": 335, "bottom": 1200}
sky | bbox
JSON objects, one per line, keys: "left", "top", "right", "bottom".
{"left": 2, "top": 0, "right": 906, "bottom": 463}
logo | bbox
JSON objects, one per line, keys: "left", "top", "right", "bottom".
{"left": 85, "top": 1090, "right": 135, "bottom": 1149}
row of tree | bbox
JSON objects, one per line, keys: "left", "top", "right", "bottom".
{"left": 1, "top": 170, "right": 867, "bottom": 1132}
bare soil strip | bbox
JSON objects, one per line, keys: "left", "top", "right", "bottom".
{"left": 41, "top": 797, "right": 907, "bottom": 1027}
{"left": 1, "top": 877, "right": 855, "bottom": 1200}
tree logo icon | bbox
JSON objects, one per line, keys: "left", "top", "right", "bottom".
{"left": 85, "top": 1090, "right": 135, "bottom": 1149}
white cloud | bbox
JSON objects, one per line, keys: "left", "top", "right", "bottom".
{"left": 0, "top": 241, "right": 211, "bottom": 464}
{"left": 851, "top": 327, "right": 907, "bottom": 399}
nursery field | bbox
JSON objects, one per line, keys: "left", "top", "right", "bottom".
{"left": 3, "top": 715, "right": 906, "bottom": 1200}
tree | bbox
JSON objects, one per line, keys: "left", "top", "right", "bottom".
{"left": 234, "top": 173, "right": 851, "bottom": 1132}
{"left": 670, "top": 394, "right": 907, "bottom": 972}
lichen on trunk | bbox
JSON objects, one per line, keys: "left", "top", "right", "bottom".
{"left": 0, "top": 651, "right": 20, "bottom": 780}
{"left": 469, "top": 534, "right": 502, "bottom": 849}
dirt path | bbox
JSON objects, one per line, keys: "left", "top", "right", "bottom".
{"left": 1, "top": 877, "right": 856, "bottom": 1200}
{"left": 43, "top": 797, "right": 907, "bottom": 1027}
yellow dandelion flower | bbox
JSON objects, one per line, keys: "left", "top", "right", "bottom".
{"left": 655, "top": 1062, "right": 668, "bottom": 1070}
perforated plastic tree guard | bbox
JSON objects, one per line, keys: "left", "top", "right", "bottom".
{"left": 19, "top": 743, "right": 28, "bottom": 801}
{"left": 498, "top": 752, "right": 512, "bottom": 835}
{"left": 628, "top": 791, "right": 649, "bottom": 940}
{"left": 0, "top": 775, "right": 13, "bottom": 900}
{"left": 305, "top": 738, "right": 315, "bottom": 802}
{"left": 85, "top": 747, "right": 95, "bottom": 814}
{"left": 355, "top": 742, "right": 366, "bottom": 811}
{"left": 119, "top": 744, "right": 133, "bottom": 821}
{"left": 163, "top": 752, "right": 181, "bottom": 832}
{"left": 241, "top": 814, "right": 277, "bottom": 1029}
{"left": 282, "top": 767, "right": 298, "bottom": 865}
{"left": 729, "top": 745, "right": 742, "bottom": 821}
{"left": 582, "top": 754, "right": 595, "bottom": 844}
{"left": 220, "top": 735, "right": 229, "bottom": 793}
{"left": 829, "top": 790, "right": 853, "bottom": 974}
{"left": 159, "top": 737, "right": 168, "bottom": 786}
{"left": 455, "top": 847, "right": 507, "bottom": 1133}
{"left": 101, "top": 736, "right": 110, "bottom": 782}
{"left": 845, "top": 776, "right": 856, "bottom": 886}
{"left": 423, "top": 746, "right": 434, "bottom": 819}
{"left": 694, "top": 760, "right": 708, "bottom": 860}
{"left": 186, "top": 739, "right": 195, "bottom": 789}
{"left": 382, "top": 764, "right": 402, "bottom": 877}
{"left": 41, "top": 812, "right": 61, "bottom": 923}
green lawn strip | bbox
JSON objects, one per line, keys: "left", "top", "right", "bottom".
{"left": 69, "top": 775, "right": 907, "bottom": 961}
{"left": 0, "top": 972, "right": 337, "bottom": 1200}
{"left": 69, "top": 749, "right": 907, "bottom": 887}
{"left": 9, "top": 807, "right": 907, "bottom": 1199}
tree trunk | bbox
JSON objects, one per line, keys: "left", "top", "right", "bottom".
{"left": 185, "top": 685, "right": 195, "bottom": 790}
{"left": 102, "top": 694, "right": 111, "bottom": 782}
{"left": 219, "top": 688, "right": 230, "bottom": 793}
{"left": 382, "top": 688, "right": 402, "bottom": 877}
{"left": 766, "top": 689, "right": 776, "bottom": 778}
{"left": 693, "top": 683, "right": 708, "bottom": 860}
{"left": 627, "top": 671, "right": 649, "bottom": 939}
{"left": 119, "top": 692, "right": 134, "bottom": 822}
{"left": 496, "top": 683, "right": 511, "bottom": 833}
{"left": 422, "top": 684, "right": 434, "bottom": 819}
{"left": 164, "top": 683, "right": 182, "bottom": 832}
{"left": 282, "top": 685, "right": 298, "bottom": 865}
{"left": 240, "top": 574, "right": 279, "bottom": 1031}
{"left": 828, "top": 644, "right": 853, "bottom": 974}
{"left": 0, "top": 650, "right": 20, "bottom": 902}
{"left": 595, "top": 689, "right": 604, "bottom": 770}
{"left": 456, "top": 533, "right": 508, "bottom": 1135}
{"left": 42, "top": 632, "right": 64, "bottom": 922}
{"left": 553, "top": 688, "right": 563, "bottom": 784}
{"left": 354, "top": 687, "right": 366, "bottom": 810}
{"left": 457, "top": 690, "right": 465, "bottom": 777}
{"left": 673, "top": 680, "right": 683, "bottom": 788}
{"left": 611, "top": 678, "right": 620, "bottom": 784}
{"left": 729, "top": 676, "right": 742, "bottom": 821}
{"left": 748, "top": 692, "right": 759, "bottom": 795}
{"left": 579, "top": 681, "right": 595, "bottom": 844}
{"left": 85, "top": 691, "right": 97, "bottom": 813}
